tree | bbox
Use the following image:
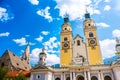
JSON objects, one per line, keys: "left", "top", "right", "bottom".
{"left": 116, "top": 52, "right": 120, "bottom": 55}
{"left": 0, "top": 66, "right": 8, "bottom": 80}
{"left": 15, "top": 74, "right": 27, "bottom": 80}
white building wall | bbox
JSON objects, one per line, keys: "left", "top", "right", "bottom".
{"left": 73, "top": 35, "right": 88, "bottom": 64}
{"left": 113, "top": 66, "right": 120, "bottom": 80}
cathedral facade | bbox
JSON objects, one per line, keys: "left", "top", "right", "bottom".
{"left": 30, "top": 12, "right": 120, "bottom": 80}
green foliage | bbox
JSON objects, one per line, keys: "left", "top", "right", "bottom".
{"left": 116, "top": 52, "right": 120, "bottom": 55}
{"left": 0, "top": 66, "right": 9, "bottom": 80}
{"left": 14, "top": 74, "right": 27, "bottom": 80}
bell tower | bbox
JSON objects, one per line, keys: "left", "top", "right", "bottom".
{"left": 60, "top": 15, "right": 73, "bottom": 67}
{"left": 84, "top": 11, "right": 103, "bottom": 65}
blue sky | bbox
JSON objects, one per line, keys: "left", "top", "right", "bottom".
{"left": 0, "top": 0, "right": 120, "bottom": 66}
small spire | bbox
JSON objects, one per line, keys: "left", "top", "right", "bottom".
{"left": 42, "top": 48, "right": 46, "bottom": 52}
{"left": 64, "top": 12, "right": 69, "bottom": 23}
{"left": 85, "top": 8, "right": 90, "bottom": 19}
{"left": 116, "top": 37, "right": 119, "bottom": 44}
{"left": 27, "top": 41, "right": 30, "bottom": 46}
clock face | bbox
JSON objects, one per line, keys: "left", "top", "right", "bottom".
{"left": 89, "top": 38, "right": 96, "bottom": 46}
{"left": 62, "top": 41, "right": 69, "bottom": 49}
{"left": 64, "top": 43, "right": 68, "bottom": 47}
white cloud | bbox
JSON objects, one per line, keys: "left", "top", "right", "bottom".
{"left": 37, "top": 6, "right": 53, "bottom": 22}
{"left": 104, "top": 0, "right": 111, "bottom": 2}
{"left": 28, "top": 0, "right": 39, "bottom": 5}
{"left": 115, "top": 0, "right": 120, "bottom": 11}
{"left": 54, "top": 0, "right": 101, "bottom": 20}
{"left": 13, "top": 37, "right": 35, "bottom": 46}
{"left": 112, "top": 29, "right": 120, "bottom": 38}
{"left": 0, "top": 32, "right": 10, "bottom": 37}
{"left": 96, "top": 22, "right": 110, "bottom": 28}
{"left": 30, "top": 48, "right": 60, "bottom": 65}
{"left": 43, "top": 37, "right": 60, "bottom": 50}
{"left": 13, "top": 37, "right": 27, "bottom": 46}
{"left": 41, "top": 31, "right": 50, "bottom": 35}
{"left": 99, "top": 39, "right": 116, "bottom": 59}
{"left": 35, "top": 36, "right": 43, "bottom": 42}
{"left": 47, "top": 53, "right": 60, "bottom": 65}
{"left": 29, "top": 42, "right": 36, "bottom": 45}
{"left": 0, "top": 7, "right": 14, "bottom": 22}
{"left": 104, "top": 5, "right": 111, "bottom": 11}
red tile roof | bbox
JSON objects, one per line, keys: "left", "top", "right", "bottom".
{"left": 7, "top": 71, "right": 30, "bottom": 77}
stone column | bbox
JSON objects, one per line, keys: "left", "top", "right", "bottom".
{"left": 63, "top": 73, "right": 65, "bottom": 80}
{"left": 84, "top": 71, "right": 87, "bottom": 80}
{"left": 61, "top": 73, "right": 63, "bottom": 80}
{"left": 70, "top": 72, "right": 72, "bottom": 80}
{"left": 87, "top": 71, "right": 91, "bottom": 80}
{"left": 30, "top": 73, "right": 33, "bottom": 80}
{"left": 100, "top": 72, "right": 104, "bottom": 80}
{"left": 111, "top": 72, "right": 114, "bottom": 80}
{"left": 73, "top": 72, "right": 76, "bottom": 80}
{"left": 98, "top": 73, "right": 101, "bottom": 80}
{"left": 52, "top": 73, "right": 54, "bottom": 80}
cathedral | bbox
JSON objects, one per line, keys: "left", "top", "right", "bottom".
{"left": 31, "top": 12, "right": 120, "bottom": 80}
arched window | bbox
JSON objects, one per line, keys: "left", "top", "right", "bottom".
{"left": 77, "top": 40, "right": 80, "bottom": 46}
{"left": 89, "top": 32, "right": 94, "bottom": 38}
{"left": 66, "top": 77, "right": 70, "bottom": 80}
{"left": 104, "top": 76, "right": 112, "bottom": 80}
{"left": 64, "top": 37, "right": 68, "bottom": 41}
{"left": 76, "top": 75, "right": 84, "bottom": 80}
{"left": 55, "top": 77, "right": 61, "bottom": 80}
{"left": 91, "top": 76, "right": 98, "bottom": 80}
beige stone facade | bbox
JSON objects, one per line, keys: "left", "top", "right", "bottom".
{"left": 72, "top": 35, "right": 88, "bottom": 65}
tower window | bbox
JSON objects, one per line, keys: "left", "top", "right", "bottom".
{"left": 89, "top": 32, "right": 94, "bottom": 38}
{"left": 77, "top": 40, "right": 80, "bottom": 46}
{"left": 64, "top": 37, "right": 68, "bottom": 41}
{"left": 65, "top": 28, "right": 67, "bottom": 30}
{"left": 88, "top": 24, "right": 91, "bottom": 26}
{"left": 40, "top": 58, "right": 42, "bottom": 60}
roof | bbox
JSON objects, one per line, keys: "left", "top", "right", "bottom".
{"left": 33, "top": 65, "right": 48, "bottom": 70}
{"left": 116, "top": 44, "right": 120, "bottom": 47}
{"left": 1, "top": 50, "right": 31, "bottom": 71}
{"left": 112, "top": 56, "right": 120, "bottom": 65}
{"left": 73, "top": 34, "right": 83, "bottom": 40}
{"left": 40, "top": 52, "right": 46, "bottom": 55}
{"left": 7, "top": 71, "right": 30, "bottom": 77}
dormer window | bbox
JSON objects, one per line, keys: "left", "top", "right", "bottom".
{"left": 16, "top": 63, "right": 19, "bottom": 66}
